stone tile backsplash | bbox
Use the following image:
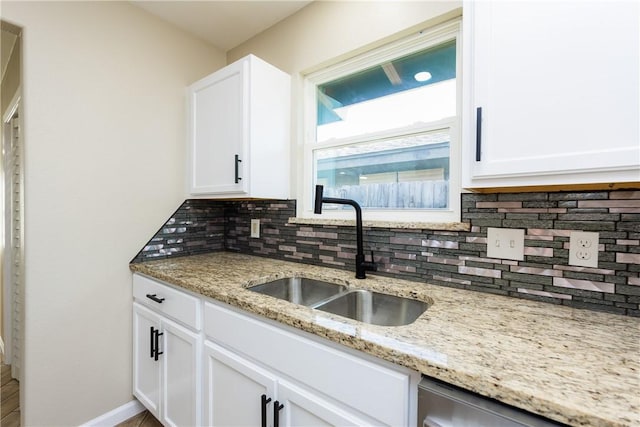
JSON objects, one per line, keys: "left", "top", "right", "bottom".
{"left": 132, "top": 190, "right": 640, "bottom": 316}
{"left": 130, "top": 199, "right": 225, "bottom": 263}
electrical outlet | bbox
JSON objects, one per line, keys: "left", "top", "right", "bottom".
{"left": 569, "top": 231, "right": 599, "bottom": 267}
{"left": 250, "top": 219, "right": 260, "bottom": 238}
{"left": 486, "top": 227, "right": 525, "bottom": 261}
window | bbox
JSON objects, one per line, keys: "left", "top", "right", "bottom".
{"left": 301, "top": 20, "right": 461, "bottom": 223}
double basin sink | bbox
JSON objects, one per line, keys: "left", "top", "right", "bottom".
{"left": 247, "top": 277, "right": 429, "bottom": 326}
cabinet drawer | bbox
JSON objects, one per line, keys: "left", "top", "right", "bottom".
{"left": 133, "top": 274, "right": 201, "bottom": 330}
{"left": 204, "top": 301, "right": 411, "bottom": 426}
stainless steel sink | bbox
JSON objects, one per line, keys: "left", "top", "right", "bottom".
{"left": 314, "top": 289, "right": 428, "bottom": 326}
{"left": 248, "top": 277, "right": 347, "bottom": 306}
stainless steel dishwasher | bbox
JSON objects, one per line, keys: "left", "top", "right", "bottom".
{"left": 418, "top": 377, "right": 565, "bottom": 427}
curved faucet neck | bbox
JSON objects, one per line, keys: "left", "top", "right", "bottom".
{"left": 313, "top": 185, "right": 375, "bottom": 279}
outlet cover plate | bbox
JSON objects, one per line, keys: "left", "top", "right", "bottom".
{"left": 250, "top": 219, "right": 260, "bottom": 238}
{"left": 487, "top": 227, "right": 525, "bottom": 261}
{"left": 569, "top": 231, "right": 599, "bottom": 268}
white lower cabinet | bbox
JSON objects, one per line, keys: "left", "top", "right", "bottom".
{"left": 277, "top": 379, "right": 371, "bottom": 426}
{"left": 132, "top": 273, "right": 419, "bottom": 427}
{"left": 133, "top": 303, "right": 201, "bottom": 427}
{"left": 133, "top": 273, "right": 202, "bottom": 427}
{"left": 203, "top": 300, "right": 419, "bottom": 427}
{"left": 203, "top": 341, "right": 372, "bottom": 427}
{"left": 133, "top": 303, "right": 161, "bottom": 416}
{"left": 161, "top": 318, "right": 200, "bottom": 427}
{"left": 203, "top": 340, "right": 277, "bottom": 426}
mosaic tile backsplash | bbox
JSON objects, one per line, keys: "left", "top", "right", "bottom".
{"left": 131, "top": 199, "right": 225, "bottom": 262}
{"left": 132, "top": 190, "right": 640, "bottom": 316}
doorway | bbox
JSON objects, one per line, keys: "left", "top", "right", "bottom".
{"left": 1, "top": 20, "right": 23, "bottom": 385}
{"left": 2, "top": 100, "right": 22, "bottom": 379}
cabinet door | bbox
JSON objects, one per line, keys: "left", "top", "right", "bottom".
{"left": 464, "top": 1, "right": 640, "bottom": 187}
{"left": 161, "top": 317, "right": 201, "bottom": 427}
{"left": 204, "top": 300, "right": 415, "bottom": 427}
{"left": 203, "top": 340, "right": 277, "bottom": 427}
{"left": 188, "top": 58, "right": 248, "bottom": 195}
{"left": 277, "top": 380, "right": 372, "bottom": 427}
{"left": 132, "top": 303, "right": 161, "bottom": 419}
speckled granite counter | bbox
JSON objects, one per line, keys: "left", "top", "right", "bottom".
{"left": 130, "top": 252, "right": 640, "bottom": 427}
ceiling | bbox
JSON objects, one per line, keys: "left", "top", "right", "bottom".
{"left": 130, "top": 1, "right": 313, "bottom": 51}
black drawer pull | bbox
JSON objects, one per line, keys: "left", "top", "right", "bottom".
{"left": 146, "top": 294, "right": 165, "bottom": 304}
{"left": 149, "top": 326, "right": 155, "bottom": 359}
{"left": 475, "top": 106, "right": 483, "bottom": 161}
{"left": 273, "top": 400, "right": 284, "bottom": 427}
{"left": 235, "top": 154, "right": 242, "bottom": 183}
{"left": 261, "top": 394, "right": 272, "bottom": 427}
{"left": 153, "top": 329, "right": 163, "bottom": 361}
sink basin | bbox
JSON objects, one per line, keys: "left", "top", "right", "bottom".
{"left": 314, "top": 289, "right": 428, "bottom": 326}
{"left": 248, "top": 277, "right": 347, "bottom": 306}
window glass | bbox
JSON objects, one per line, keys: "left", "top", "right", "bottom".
{"left": 311, "top": 38, "right": 457, "bottom": 213}
{"left": 315, "top": 129, "right": 450, "bottom": 209}
{"left": 316, "top": 40, "right": 456, "bottom": 143}
{"left": 303, "top": 20, "right": 461, "bottom": 222}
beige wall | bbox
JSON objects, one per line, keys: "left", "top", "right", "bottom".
{"left": 0, "top": 1, "right": 224, "bottom": 425}
{"left": 228, "top": 1, "right": 461, "bottom": 74}
{"left": 227, "top": 0, "right": 461, "bottom": 197}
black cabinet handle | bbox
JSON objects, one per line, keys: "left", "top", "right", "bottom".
{"left": 475, "top": 107, "right": 482, "bottom": 161}
{"left": 153, "top": 329, "right": 164, "bottom": 361}
{"left": 149, "top": 326, "right": 155, "bottom": 359}
{"left": 261, "top": 394, "right": 272, "bottom": 427}
{"left": 235, "top": 154, "right": 242, "bottom": 183}
{"left": 273, "top": 400, "right": 284, "bottom": 427}
{"left": 146, "top": 294, "right": 165, "bottom": 304}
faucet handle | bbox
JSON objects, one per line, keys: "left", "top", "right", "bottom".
{"left": 314, "top": 185, "right": 324, "bottom": 214}
{"left": 369, "top": 250, "right": 378, "bottom": 271}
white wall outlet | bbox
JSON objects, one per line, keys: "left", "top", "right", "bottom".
{"left": 569, "top": 231, "right": 599, "bottom": 267}
{"left": 250, "top": 219, "right": 260, "bottom": 238}
{"left": 486, "top": 227, "right": 525, "bottom": 261}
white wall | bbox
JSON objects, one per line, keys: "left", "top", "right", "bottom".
{"left": 228, "top": 0, "right": 461, "bottom": 73}
{"left": 227, "top": 0, "right": 461, "bottom": 198}
{"left": 0, "top": 2, "right": 224, "bottom": 425}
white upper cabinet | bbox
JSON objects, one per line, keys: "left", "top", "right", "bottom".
{"left": 187, "top": 54, "right": 291, "bottom": 198}
{"left": 462, "top": 1, "right": 640, "bottom": 188}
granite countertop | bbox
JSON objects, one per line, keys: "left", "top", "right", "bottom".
{"left": 130, "top": 252, "right": 640, "bottom": 427}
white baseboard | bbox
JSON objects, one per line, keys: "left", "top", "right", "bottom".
{"left": 80, "top": 399, "right": 146, "bottom": 427}
{"left": 0, "top": 336, "right": 4, "bottom": 356}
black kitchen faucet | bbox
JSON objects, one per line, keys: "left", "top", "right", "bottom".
{"left": 314, "top": 185, "right": 377, "bottom": 279}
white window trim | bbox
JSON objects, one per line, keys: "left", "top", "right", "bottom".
{"left": 297, "top": 18, "right": 463, "bottom": 224}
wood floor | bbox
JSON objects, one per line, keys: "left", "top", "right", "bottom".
{"left": 115, "top": 410, "right": 162, "bottom": 427}
{"left": 1, "top": 364, "right": 20, "bottom": 427}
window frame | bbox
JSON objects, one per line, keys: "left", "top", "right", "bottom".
{"left": 299, "top": 19, "right": 463, "bottom": 224}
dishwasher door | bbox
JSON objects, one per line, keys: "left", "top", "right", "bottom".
{"left": 418, "top": 377, "right": 564, "bottom": 427}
